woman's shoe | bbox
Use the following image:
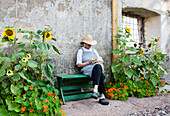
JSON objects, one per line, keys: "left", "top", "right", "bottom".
{"left": 99, "top": 98, "right": 109, "bottom": 105}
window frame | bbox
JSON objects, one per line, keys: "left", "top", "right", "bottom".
{"left": 122, "top": 12, "right": 145, "bottom": 48}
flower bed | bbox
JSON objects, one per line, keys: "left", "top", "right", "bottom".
{"left": 0, "top": 27, "right": 65, "bottom": 115}
{"left": 105, "top": 27, "right": 169, "bottom": 101}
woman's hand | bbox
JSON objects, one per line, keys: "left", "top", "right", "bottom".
{"left": 94, "top": 59, "right": 103, "bottom": 63}
{"left": 88, "top": 58, "right": 94, "bottom": 64}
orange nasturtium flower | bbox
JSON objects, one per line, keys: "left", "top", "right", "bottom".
{"left": 141, "top": 77, "right": 144, "bottom": 81}
{"left": 30, "top": 102, "right": 32, "bottom": 105}
{"left": 146, "top": 94, "right": 149, "bottom": 97}
{"left": 130, "top": 88, "right": 133, "bottom": 91}
{"left": 21, "top": 107, "right": 26, "bottom": 113}
{"left": 137, "top": 89, "right": 140, "bottom": 92}
{"left": 120, "top": 83, "right": 123, "bottom": 87}
{"left": 63, "top": 113, "right": 66, "bottom": 116}
{"left": 29, "top": 86, "right": 34, "bottom": 90}
{"left": 118, "top": 94, "right": 123, "bottom": 97}
{"left": 124, "top": 85, "right": 128, "bottom": 89}
{"left": 47, "top": 92, "right": 52, "bottom": 96}
{"left": 53, "top": 99, "right": 56, "bottom": 102}
{"left": 43, "top": 105, "right": 49, "bottom": 112}
{"left": 60, "top": 101, "right": 63, "bottom": 105}
{"left": 145, "top": 90, "right": 148, "bottom": 92}
{"left": 125, "top": 27, "right": 131, "bottom": 33}
{"left": 29, "top": 109, "right": 33, "bottom": 113}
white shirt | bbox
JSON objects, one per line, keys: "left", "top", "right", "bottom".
{"left": 76, "top": 47, "right": 103, "bottom": 65}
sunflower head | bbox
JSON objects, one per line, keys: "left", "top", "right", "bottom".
{"left": 44, "top": 31, "right": 52, "bottom": 40}
{"left": 7, "top": 70, "right": 13, "bottom": 76}
{"left": 125, "top": 27, "right": 131, "bottom": 33}
{"left": 22, "top": 58, "right": 28, "bottom": 62}
{"left": 2, "top": 27, "right": 15, "bottom": 40}
{"left": 26, "top": 54, "right": 31, "bottom": 59}
{"left": 140, "top": 49, "right": 145, "bottom": 55}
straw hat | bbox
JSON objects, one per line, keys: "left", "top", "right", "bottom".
{"left": 80, "top": 35, "right": 97, "bottom": 45}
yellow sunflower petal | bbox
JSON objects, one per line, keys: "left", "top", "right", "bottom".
{"left": 44, "top": 31, "right": 52, "bottom": 40}
{"left": 22, "top": 58, "right": 28, "bottom": 62}
{"left": 2, "top": 27, "right": 15, "bottom": 39}
{"left": 7, "top": 70, "right": 13, "bottom": 76}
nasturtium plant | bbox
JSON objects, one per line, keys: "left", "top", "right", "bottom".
{"left": 105, "top": 27, "right": 168, "bottom": 101}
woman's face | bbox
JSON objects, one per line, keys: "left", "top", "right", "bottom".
{"left": 84, "top": 43, "right": 91, "bottom": 49}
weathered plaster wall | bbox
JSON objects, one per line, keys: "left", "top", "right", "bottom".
{"left": 0, "top": 0, "right": 112, "bottom": 74}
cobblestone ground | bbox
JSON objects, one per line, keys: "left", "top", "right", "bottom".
{"left": 129, "top": 104, "right": 170, "bottom": 116}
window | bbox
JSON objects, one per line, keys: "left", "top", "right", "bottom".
{"left": 122, "top": 12, "right": 145, "bottom": 48}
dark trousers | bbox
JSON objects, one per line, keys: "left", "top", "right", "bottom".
{"left": 92, "top": 64, "right": 106, "bottom": 94}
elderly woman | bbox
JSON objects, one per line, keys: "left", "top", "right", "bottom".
{"left": 76, "top": 35, "right": 109, "bottom": 105}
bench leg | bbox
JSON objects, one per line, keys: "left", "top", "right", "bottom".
{"left": 58, "top": 78, "right": 65, "bottom": 105}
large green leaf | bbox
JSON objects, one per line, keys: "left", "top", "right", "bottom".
{"left": 43, "top": 63, "right": 54, "bottom": 85}
{"left": 127, "top": 46, "right": 137, "bottom": 52}
{"left": 123, "top": 67, "right": 132, "bottom": 78}
{"left": 27, "top": 60, "right": 38, "bottom": 68}
{"left": 111, "top": 64, "right": 122, "bottom": 73}
{"left": 3, "top": 57, "right": 11, "bottom": 62}
{"left": 15, "top": 96, "right": 23, "bottom": 103}
{"left": 124, "top": 55, "right": 130, "bottom": 63}
{"left": 19, "top": 71, "right": 32, "bottom": 83}
{"left": 34, "top": 35, "right": 40, "bottom": 39}
{"left": 150, "top": 76, "right": 159, "bottom": 86}
{"left": 110, "top": 49, "right": 122, "bottom": 54}
{"left": 129, "top": 68, "right": 139, "bottom": 79}
{"left": 11, "top": 84, "right": 20, "bottom": 95}
{"left": 132, "top": 57, "right": 142, "bottom": 66}
{"left": 113, "top": 34, "right": 122, "bottom": 38}
{"left": 12, "top": 74, "right": 20, "bottom": 81}
{"left": 0, "top": 63, "right": 10, "bottom": 70}
{"left": 22, "top": 35, "right": 31, "bottom": 40}
{"left": 16, "top": 44, "right": 26, "bottom": 49}
{"left": 35, "top": 98, "right": 42, "bottom": 110}
{"left": 0, "top": 70, "right": 6, "bottom": 77}
{"left": 38, "top": 43, "right": 51, "bottom": 53}
{"left": 0, "top": 106, "right": 8, "bottom": 116}
{"left": 1, "top": 37, "right": 9, "bottom": 42}
{"left": 8, "top": 102, "right": 20, "bottom": 112}
{"left": 52, "top": 45, "right": 62, "bottom": 55}
{"left": 14, "top": 65, "right": 22, "bottom": 71}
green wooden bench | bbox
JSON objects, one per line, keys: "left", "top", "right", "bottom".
{"left": 55, "top": 74, "right": 107, "bottom": 105}
{"left": 55, "top": 74, "right": 94, "bottom": 105}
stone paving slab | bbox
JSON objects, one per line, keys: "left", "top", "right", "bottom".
{"left": 62, "top": 85, "right": 170, "bottom": 116}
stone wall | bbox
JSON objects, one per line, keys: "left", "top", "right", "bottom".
{"left": 0, "top": 0, "right": 112, "bottom": 75}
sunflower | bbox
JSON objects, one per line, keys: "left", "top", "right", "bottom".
{"left": 22, "top": 58, "right": 27, "bottom": 62}
{"left": 140, "top": 49, "right": 145, "bottom": 55}
{"left": 125, "top": 27, "right": 131, "bottom": 33}
{"left": 6, "top": 70, "right": 13, "bottom": 76}
{"left": 26, "top": 54, "right": 31, "bottom": 59}
{"left": 2, "top": 27, "right": 15, "bottom": 39}
{"left": 44, "top": 31, "right": 52, "bottom": 40}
